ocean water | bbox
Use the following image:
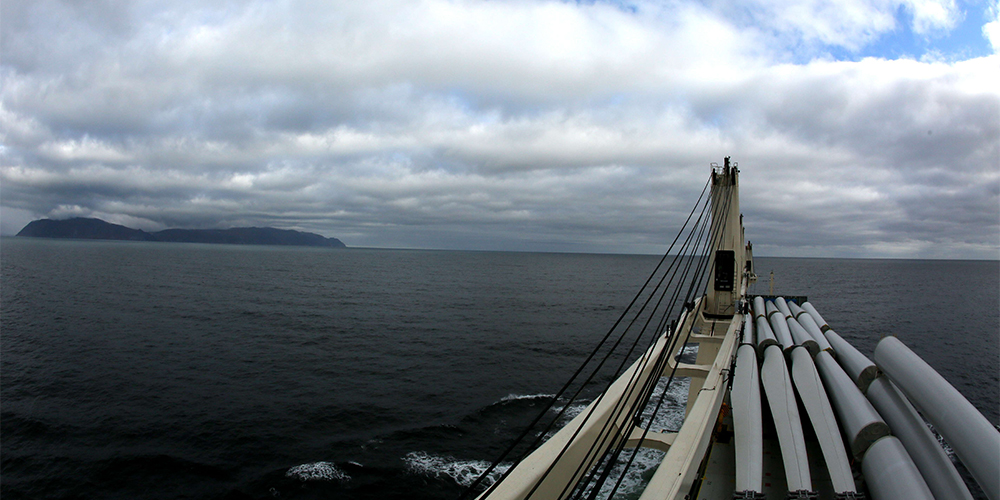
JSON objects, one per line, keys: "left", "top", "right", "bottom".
{"left": 1, "top": 238, "right": 997, "bottom": 500}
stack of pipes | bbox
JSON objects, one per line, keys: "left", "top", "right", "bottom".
{"left": 790, "top": 298, "right": 997, "bottom": 500}
{"left": 754, "top": 297, "right": 813, "bottom": 497}
{"left": 765, "top": 297, "right": 857, "bottom": 497}
{"left": 732, "top": 296, "right": 998, "bottom": 499}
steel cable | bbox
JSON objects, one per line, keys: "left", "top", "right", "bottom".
{"left": 516, "top": 182, "right": 715, "bottom": 500}
{"left": 585, "top": 179, "right": 736, "bottom": 500}
{"left": 569, "top": 179, "right": 733, "bottom": 500}
{"left": 460, "top": 177, "right": 712, "bottom": 500}
{"left": 562, "top": 188, "right": 721, "bottom": 500}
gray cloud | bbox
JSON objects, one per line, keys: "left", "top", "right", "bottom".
{"left": 1, "top": 0, "right": 997, "bottom": 258}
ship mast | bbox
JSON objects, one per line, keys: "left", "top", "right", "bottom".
{"left": 704, "top": 157, "right": 742, "bottom": 317}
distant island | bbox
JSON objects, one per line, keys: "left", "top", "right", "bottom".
{"left": 16, "top": 218, "right": 347, "bottom": 248}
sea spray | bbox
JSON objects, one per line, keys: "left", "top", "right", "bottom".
{"left": 285, "top": 461, "right": 350, "bottom": 482}
{"left": 404, "top": 451, "right": 510, "bottom": 488}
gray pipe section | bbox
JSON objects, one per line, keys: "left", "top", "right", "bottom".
{"left": 752, "top": 297, "right": 777, "bottom": 352}
{"left": 874, "top": 336, "right": 1000, "bottom": 500}
{"left": 787, "top": 300, "right": 806, "bottom": 318}
{"left": 814, "top": 350, "right": 890, "bottom": 458}
{"left": 789, "top": 302, "right": 833, "bottom": 352}
{"left": 754, "top": 316, "right": 778, "bottom": 352}
{"left": 802, "top": 302, "right": 829, "bottom": 332}
{"left": 760, "top": 344, "right": 811, "bottom": 491}
{"left": 775, "top": 296, "right": 793, "bottom": 319}
{"left": 824, "top": 329, "right": 878, "bottom": 393}
{"left": 800, "top": 314, "right": 833, "bottom": 353}
{"left": 866, "top": 376, "right": 974, "bottom": 500}
{"left": 786, "top": 317, "right": 819, "bottom": 356}
{"left": 753, "top": 296, "right": 767, "bottom": 319}
{"left": 789, "top": 347, "right": 855, "bottom": 494}
{"left": 765, "top": 301, "right": 793, "bottom": 349}
{"left": 862, "top": 436, "right": 935, "bottom": 500}
{"left": 733, "top": 344, "right": 763, "bottom": 493}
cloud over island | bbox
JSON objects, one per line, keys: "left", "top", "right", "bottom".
{"left": 2, "top": 0, "right": 998, "bottom": 258}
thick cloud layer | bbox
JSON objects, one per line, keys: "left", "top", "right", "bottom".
{"left": 2, "top": 0, "right": 998, "bottom": 257}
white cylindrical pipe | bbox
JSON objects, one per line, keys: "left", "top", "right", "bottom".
{"left": 787, "top": 300, "right": 806, "bottom": 318}
{"left": 866, "top": 376, "right": 973, "bottom": 500}
{"left": 824, "top": 329, "right": 878, "bottom": 393}
{"left": 760, "top": 344, "right": 811, "bottom": 492}
{"left": 789, "top": 302, "right": 833, "bottom": 352}
{"left": 786, "top": 317, "right": 819, "bottom": 356}
{"left": 862, "top": 436, "right": 935, "bottom": 500}
{"left": 799, "top": 314, "right": 833, "bottom": 353}
{"left": 814, "top": 350, "right": 890, "bottom": 458}
{"left": 733, "top": 344, "right": 763, "bottom": 494}
{"left": 755, "top": 315, "right": 778, "bottom": 352}
{"left": 789, "top": 347, "right": 855, "bottom": 494}
{"left": 765, "top": 301, "right": 793, "bottom": 349}
{"left": 774, "top": 296, "right": 793, "bottom": 319}
{"left": 874, "top": 336, "right": 1000, "bottom": 500}
{"left": 802, "top": 301, "right": 829, "bottom": 332}
{"left": 753, "top": 296, "right": 767, "bottom": 319}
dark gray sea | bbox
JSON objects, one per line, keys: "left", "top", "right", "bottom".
{"left": 2, "top": 237, "right": 997, "bottom": 500}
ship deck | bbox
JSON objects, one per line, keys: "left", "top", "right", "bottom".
{"left": 694, "top": 404, "right": 849, "bottom": 500}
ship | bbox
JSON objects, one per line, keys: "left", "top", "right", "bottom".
{"left": 460, "top": 159, "right": 1000, "bottom": 500}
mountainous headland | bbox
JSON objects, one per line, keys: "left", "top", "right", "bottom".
{"left": 16, "top": 218, "right": 347, "bottom": 248}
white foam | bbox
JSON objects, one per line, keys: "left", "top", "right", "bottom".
{"left": 676, "top": 343, "right": 699, "bottom": 362}
{"left": 552, "top": 379, "right": 683, "bottom": 497}
{"left": 432, "top": 375, "right": 683, "bottom": 496}
{"left": 551, "top": 401, "right": 589, "bottom": 421}
{"left": 499, "top": 393, "right": 555, "bottom": 403}
{"left": 404, "top": 451, "right": 510, "bottom": 488}
{"left": 545, "top": 400, "right": 593, "bottom": 440}
{"left": 579, "top": 447, "right": 667, "bottom": 500}
{"left": 546, "top": 376, "right": 689, "bottom": 437}
{"left": 926, "top": 422, "right": 957, "bottom": 459}
{"left": 285, "top": 461, "right": 350, "bottom": 482}
{"left": 641, "top": 377, "right": 690, "bottom": 432}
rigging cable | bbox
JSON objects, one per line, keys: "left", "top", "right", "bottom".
{"left": 581, "top": 177, "right": 736, "bottom": 500}
{"left": 464, "top": 170, "right": 738, "bottom": 500}
{"left": 559, "top": 184, "right": 722, "bottom": 500}
{"left": 507, "top": 181, "right": 713, "bottom": 496}
{"left": 541, "top": 176, "right": 731, "bottom": 500}
{"left": 560, "top": 177, "right": 731, "bottom": 500}
{"left": 459, "top": 177, "right": 712, "bottom": 500}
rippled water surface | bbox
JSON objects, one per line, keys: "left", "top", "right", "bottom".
{"left": 2, "top": 238, "right": 997, "bottom": 499}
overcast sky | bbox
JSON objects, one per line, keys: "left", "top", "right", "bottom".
{"left": 2, "top": 0, "right": 998, "bottom": 258}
